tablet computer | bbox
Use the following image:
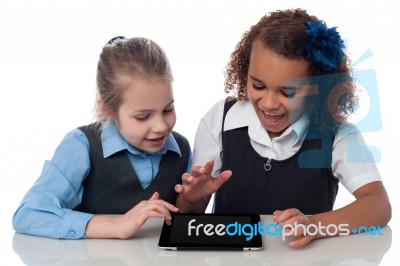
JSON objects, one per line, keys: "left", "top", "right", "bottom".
{"left": 158, "top": 213, "right": 263, "bottom": 251}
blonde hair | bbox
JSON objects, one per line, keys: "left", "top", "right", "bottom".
{"left": 95, "top": 37, "right": 173, "bottom": 120}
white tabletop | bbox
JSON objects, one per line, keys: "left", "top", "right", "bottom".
{"left": 9, "top": 215, "right": 395, "bottom": 266}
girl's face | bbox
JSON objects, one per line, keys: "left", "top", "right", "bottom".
{"left": 247, "top": 42, "right": 313, "bottom": 138}
{"left": 112, "top": 77, "right": 176, "bottom": 153}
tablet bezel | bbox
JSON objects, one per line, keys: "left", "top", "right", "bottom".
{"left": 158, "top": 213, "right": 263, "bottom": 251}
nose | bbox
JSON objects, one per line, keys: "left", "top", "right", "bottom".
{"left": 152, "top": 115, "right": 168, "bottom": 134}
{"left": 260, "top": 89, "right": 280, "bottom": 111}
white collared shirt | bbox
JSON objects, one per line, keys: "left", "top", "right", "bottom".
{"left": 192, "top": 99, "right": 381, "bottom": 193}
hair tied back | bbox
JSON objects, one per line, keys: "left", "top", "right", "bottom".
{"left": 106, "top": 36, "right": 127, "bottom": 46}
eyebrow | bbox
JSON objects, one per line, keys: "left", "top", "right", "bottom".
{"left": 133, "top": 100, "right": 175, "bottom": 113}
{"left": 249, "top": 74, "right": 290, "bottom": 90}
{"left": 249, "top": 74, "right": 264, "bottom": 84}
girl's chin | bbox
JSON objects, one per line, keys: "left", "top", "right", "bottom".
{"left": 266, "top": 129, "right": 285, "bottom": 139}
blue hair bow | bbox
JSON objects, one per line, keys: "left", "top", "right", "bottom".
{"left": 304, "top": 21, "right": 345, "bottom": 71}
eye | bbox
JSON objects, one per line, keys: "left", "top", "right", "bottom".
{"left": 163, "top": 104, "right": 175, "bottom": 114}
{"left": 251, "top": 82, "right": 266, "bottom": 91}
{"left": 282, "top": 87, "right": 297, "bottom": 98}
{"left": 134, "top": 114, "right": 149, "bottom": 121}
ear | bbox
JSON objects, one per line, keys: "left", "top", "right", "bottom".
{"left": 97, "top": 98, "right": 114, "bottom": 121}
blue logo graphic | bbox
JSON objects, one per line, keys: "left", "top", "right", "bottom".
{"left": 287, "top": 48, "right": 382, "bottom": 168}
{"left": 187, "top": 219, "right": 383, "bottom": 241}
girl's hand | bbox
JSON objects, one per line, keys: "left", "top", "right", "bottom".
{"left": 85, "top": 192, "right": 178, "bottom": 239}
{"left": 174, "top": 160, "right": 232, "bottom": 212}
{"left": 273, "top": 208, "right": 315, "bottom": 247}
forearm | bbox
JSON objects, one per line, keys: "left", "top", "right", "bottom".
{"left": 85, "top": 194, "right": 177, "bottom": 239}
{"left": 85, "top": 215, "right": 124, "bottom": 239}
{"left": 13, "top": 195, "right": 93, "bottom": 239}
{"left": 310, "top": 182, "right": 391, "bottom": 240}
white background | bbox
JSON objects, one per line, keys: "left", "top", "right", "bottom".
{"left": 1, "top": 0, "right": 399, "bottom": 265}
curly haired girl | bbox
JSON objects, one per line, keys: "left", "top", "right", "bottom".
{"left": 176, "top": 8, "right": 391, "bottom": 247}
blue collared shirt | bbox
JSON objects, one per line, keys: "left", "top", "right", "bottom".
{"left": 102, "top": 121, "right": 184, "bottom": 189}
{"left": 12, "top": 122, "right": 191, "bottom": 239}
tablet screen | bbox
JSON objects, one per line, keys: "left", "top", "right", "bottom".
{"left": 158, "top": 213, "right": 263, "bottom": 250}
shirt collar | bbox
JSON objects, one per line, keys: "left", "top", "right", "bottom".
{"left": 100, "top": 121, "right": 181, "bottom": 158}
{"left": 223, "top": 100, "right": 309, "bottom": 144}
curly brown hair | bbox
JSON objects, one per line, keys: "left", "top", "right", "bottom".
{"left": 224, "top": 8, "right": 358, "bottom": 133}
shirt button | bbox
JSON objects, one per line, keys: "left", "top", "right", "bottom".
{"left": 69, "top": 231, "right": 76, "bottom": 237}
{"left": 142, "top": 157, "right": 147, "bottom": 160}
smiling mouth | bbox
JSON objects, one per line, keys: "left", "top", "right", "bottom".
{"left": 262, "top": 111, "right": 284, "bottom": 126}
{"left": 147, "top": 136, "right": 165, "bottom": 144}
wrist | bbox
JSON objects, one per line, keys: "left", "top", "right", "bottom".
{"left": 176, "top": 195, "right": 209, "bottom": 213}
